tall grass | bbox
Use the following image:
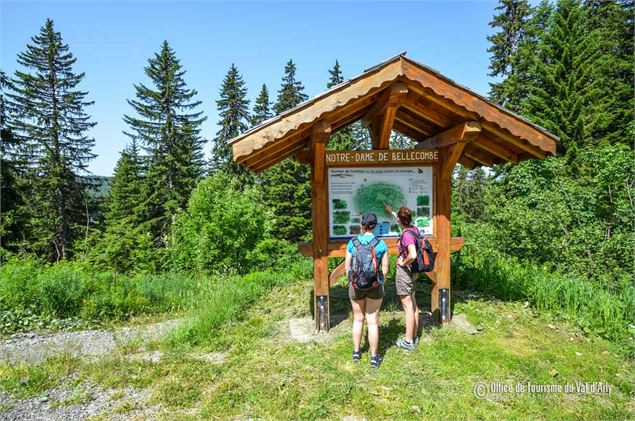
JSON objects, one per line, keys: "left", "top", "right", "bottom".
{"left": 169, "top": 260, "right": 311, "bottom": 346}
{"left": 0, "top": 257, "right": 201, "bottom": 333}
{"left": 455, "top": 232, "right": 635, "bottom": 345}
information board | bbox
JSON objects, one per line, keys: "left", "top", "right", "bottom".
{"left": 328, "top": 166, "right": 434, "bottom": 238}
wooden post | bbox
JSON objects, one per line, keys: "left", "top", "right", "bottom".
{"left": 431, "top": 122, "right": 481, "bottom": 324}
{"left": 311, "top": 120, "right": 331, "bottom": 332}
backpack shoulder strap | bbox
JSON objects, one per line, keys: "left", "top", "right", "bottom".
{"left": 368, "top": 237, "right": 380, "bottom": 248}
{"left": 352, "top": 237, "right": 362, "bottom": 249}
{"left": 406, "top": 227, "right": 420, "bottom": 239}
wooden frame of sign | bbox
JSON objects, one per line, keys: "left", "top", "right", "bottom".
{"left": 299, "top": 140, "right": 468, "bottom": 330}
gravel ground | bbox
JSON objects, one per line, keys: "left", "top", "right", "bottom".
{"left": 0, "top": 319, "right": 183, "bottom": 365}
{"left": 0, "top": 377, "right": 164, "bottom": 421}
{"left": 0, "top": 318, "right": 228, "bottom": 420}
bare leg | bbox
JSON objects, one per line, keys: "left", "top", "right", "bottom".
{"left": 365, "top": 297, "right": 383, "bottom": 356}
{"left": 350, "top": 298, "right": 366, "bottom": 351}
{"left": 412, "top": 291, "right": 420, "bottom": 338}
{"left": 400, "top": 295, "right": 416, "bottom": 342}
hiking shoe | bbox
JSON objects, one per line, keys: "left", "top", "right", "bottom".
{"left": 352, "top": 350, "right": 361, "bottom": 363}
{"left": 370, "top": 354, "right": 383, "bottom": 368}
{"left": 413, "top": 335, "right": 419, "bottom": 345}
{"left": 395, "top": 337, "right": 416, "bottom": 351}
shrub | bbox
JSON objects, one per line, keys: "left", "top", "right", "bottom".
{"left": 170, "top": 173, "right": 273, "bottom": 274}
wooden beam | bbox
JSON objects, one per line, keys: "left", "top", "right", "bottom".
{"left": 464, "top": 145, "right": 496, "bottom": 167}
{"left": 433, "top": 161, "right": 452, "bottom": 325}
{"left": 458, "top": 155, "right": 476, "bottom": 169}
{"left": 393, "top": 120, "right": 428, "bottom": 142}
{"left": 252, "top": 141, "right": 307, "bottom": 173}
{"left": 362, "top": 82, "right": 408, "bottom": 126}
{"left": 473, "top": 134, "right": 518, "bottom": 163}
{"left": 415, "top": 121, "right": 481, "bottom": 150}
{"left": 298, "top": 237, "right": 465, "bottom": 258}
{"left": 481, "top": 123, "right": 548, "bottom": 159}
{"left": 401, "top": 94, "right": 456, "bottom": 127}
{"left": 295, "top": 148, "right": 311, "bottom": 165}
{"left": 395, "top": 108, "right": 438, "bottom": 136}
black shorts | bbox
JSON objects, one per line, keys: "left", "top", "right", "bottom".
{"left": 349, "top": 284, "right": 385, "bottom": 301}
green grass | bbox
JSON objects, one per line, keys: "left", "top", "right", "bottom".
{"left": 0, "top": 257, "right": 209, "bottom": 334}
{"left": 2, "top": 273, "right": 631, "bottom": 420}
{"left": 455, "top": 241, "right": 635, "bottom": 347}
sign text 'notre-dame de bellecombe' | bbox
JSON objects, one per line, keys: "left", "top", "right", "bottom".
{"left": 325, "top": 149, "right": 439, "bottom": 166}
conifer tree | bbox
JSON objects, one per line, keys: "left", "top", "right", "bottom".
{"left": 521, "top": 0, "right": 601, "bottom": 153}
{"left": 123, "top": 41, "right": 206, "bottom": 245}
{"left": 324, "top": 60, "right": 357, "bottom": 151}
{"left": 327, "top": 60, "right": 343, "bottom": 88}
{"left": 104, "top": 140, "right": 144, "bottom": 224}
{"left": 487, "top": 0, "right": 532, "bottom": 110}
{"left": 89, "top": 140, "right": 159, "bottom": 273}
{"left": 7, "top": 19, "right": 96, "bottom": 261}
{"left": 210, "top": 64, "right": 251, "bottom": 179}
{"left": 0, "top": 69, "right": 25, "bottom": 256}
{"left": 252, "top": 84, "right": 272, "bottom": 126}
{"left": 261, "top": 59, "right": 311, "bottom": 242}
{"left": 582, "top": 0, "right": 634, "bottom": 145}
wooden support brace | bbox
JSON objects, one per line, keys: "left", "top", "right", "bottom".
{"left": 364, "top": 83, "right": 408, "bottom": 150}
{"left": 415, "top": 121, "right": 481, "bottom": 151}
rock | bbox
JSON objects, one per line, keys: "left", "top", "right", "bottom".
{"left": 450, "top": 314, "right": 478, "bottom": 335}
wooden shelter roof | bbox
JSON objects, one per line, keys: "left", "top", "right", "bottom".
{"left": 230, "top": 53, "right": 558, "bottom": 172}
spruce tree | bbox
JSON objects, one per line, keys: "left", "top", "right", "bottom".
{"left": 325, "top": 60, "right": 357, "bottom": 151}
{"left": 261, "top": 59, "right": 312, "bottom": 242}
{"left": 7, "top": 19, "right": 96, "bottom": 261}
{"left": 582, "top": 0, "right": 634, "bottom": 145}
{"left": 487, "top": 0, "right": 532, "bottom": 110}
{"left": 90, "top": 140, "right": 156, "bottom": 273}
{"left": 104, "top": 140, "right": 144, "bottom": 223}
{"left": 0, "top": 69, "right": 25, "bottom": 256}
{"left": 210, "top": 64, "right": 251, "bottom": 179}
{"left": 327, "top": 60, "right": 344, "bottom": 88}
{"left": 252, "top": 84, "right": 272, "bottom": 126}
{"left": 521, "top": 0, "right": 601, "bottom": 154}
{"left": 123, "top": 40, "right": 206, "bottom": 245}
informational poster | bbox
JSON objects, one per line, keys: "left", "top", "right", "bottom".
{"left": 328, "top": 166, "right": 434, "bottom": 238}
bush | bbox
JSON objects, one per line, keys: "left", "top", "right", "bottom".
{"left": 170, "top": 173, "right": 273, "bottom": 274}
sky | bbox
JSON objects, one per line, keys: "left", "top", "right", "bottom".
{"left": 1, "top": 0, "right": 506, "bottom": 176}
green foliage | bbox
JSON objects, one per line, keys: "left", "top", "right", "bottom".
{"left": 123, "top": 40, "right": 206, "bottom": 245}
{"left": 0, "top": 257, "right": 199, "bottom": 333}
{"left": 260, "top": 59, "right": 312, "bottom": 243}
{"left": 170, "top": 173, "right": 272, "bottom": 274}
{"left": 483, "top": 143, "right": 634, "bottom": 288}
{"left": 455, "top": 224, "right": 634, "bottom": 344}
{"left": 251, "top": 84, "right": 273, "bottom": 126}
{"left": 209, "top": 64, "right": 251, "bottom": 180}
{"left": 6, "top": 19, "right": 96, "bottom": 261}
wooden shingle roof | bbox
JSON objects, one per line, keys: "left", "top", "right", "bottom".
{"left": 230, "top": 53, "right": 558, "bottom": 172}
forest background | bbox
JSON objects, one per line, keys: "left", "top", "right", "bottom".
{"left": 0, "top": 0, "right": 633, "bottom": 347}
